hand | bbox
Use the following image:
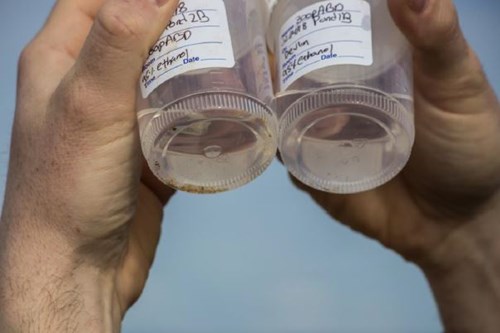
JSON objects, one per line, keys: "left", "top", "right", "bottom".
{"left": 299, "top": 0, "right": 500, "bottom": 268}
{"left": 0, "top": 0, "right": 178, "bottom": 331}
{"left": 295, "top": 1, "right": 500, "bottom": 331}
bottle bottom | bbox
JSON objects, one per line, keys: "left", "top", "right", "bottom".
{"left": 139, "top": 93, "right": 277, "bottom": 193}
{"left": 279, "top": 86, "right": 415, "bottom": 194}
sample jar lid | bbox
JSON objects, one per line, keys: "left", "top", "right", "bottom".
{"left": 279, "top": 85, "right": 415, "bottom": 194}
{"left": 140, "top": 92, "right": 278, "bottom": 193}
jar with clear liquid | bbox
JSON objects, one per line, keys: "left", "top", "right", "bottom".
{"left": 268, "top": 0, "right": 415, "bottom": 194}
{"left": 138, "top": 0, "right": 277, "bottom": 193}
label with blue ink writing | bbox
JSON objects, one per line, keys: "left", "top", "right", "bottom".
{"left": 141, "top": 0, "right": 235, "bottom": 98}
{"left": 278, "top": 0, "right": 373, "bottom": 91}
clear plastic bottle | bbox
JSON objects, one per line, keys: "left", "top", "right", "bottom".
{"left": 138, "top": 0, "right": 277, "bottom": 193}
{"left": 267, "top": 0, "right": 415, "bottom": 194}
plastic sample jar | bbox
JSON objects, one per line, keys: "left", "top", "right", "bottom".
{"left": 138, "top": 0, "right": 278, "bottom": 193}
{"left": 268, "top": 0, "right": 415, "bottom": 194}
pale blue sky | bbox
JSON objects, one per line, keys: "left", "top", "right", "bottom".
{"left": 1, "top": 1, "right": 499, "bottom": 332}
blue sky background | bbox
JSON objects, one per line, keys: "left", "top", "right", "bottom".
{"left": 1, "top": 1, "right": 499, "bottom": 332}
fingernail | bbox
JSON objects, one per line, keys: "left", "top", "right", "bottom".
{"left": 408, "top": 0, "right": 428, "bottom": 13}
{"left": 156, "top": 0, "right": 170, "bottom": 7}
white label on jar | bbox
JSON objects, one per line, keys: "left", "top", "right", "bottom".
{"left": 140, "top": 0, "right": 235, "bottom": 98}
{"left": 278, "top": 0, "right": 373, "bottom": 91}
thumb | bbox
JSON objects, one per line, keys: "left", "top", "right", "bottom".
{"left": 388, "top": 0, "right": 489, "bottom": 99}
{"left": 53, "top": 0, "right": 178, "bottom": 130}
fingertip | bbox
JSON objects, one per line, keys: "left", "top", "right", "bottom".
{"left": 388, "top": 0, "right": 471, "bottom": 76}
{"left": 388, "top": 0, "right": 462, "bottom": 51}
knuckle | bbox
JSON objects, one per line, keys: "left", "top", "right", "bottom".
{"left": 54, "top": 75, "right": 89, "bottom": 113}
{"left": 52, "top": 75, "right": 100, "bottom": 130}
{"left": 435, "top": 13, "right": 461, "bottom": 45}
{"left": 96, "top": 4, "right": 146, "bottom": 42}
{"left": 414, "top": 8, "right": 462, "bottom": 50}
{"left": 428, "top": 3, "right": 462, "bottom": 46}
{"left": 18, "top": 43, "right": 38, "bottom": 72}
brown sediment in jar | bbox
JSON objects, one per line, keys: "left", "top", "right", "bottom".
{"left": 166, "top": 181, "right": 230, "bottom": 194}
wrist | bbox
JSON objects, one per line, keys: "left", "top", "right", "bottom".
{"left": 418, "top": 194, "right": 500, "bottom": 332}
{"left": 0, "top": 216, "right": 122, "bottom": 333}
{"left": 420, "top": 192, "right": 500, "bottom": 274}
{"left": 422, "top": 248, "right": 500, "bottom": 333}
